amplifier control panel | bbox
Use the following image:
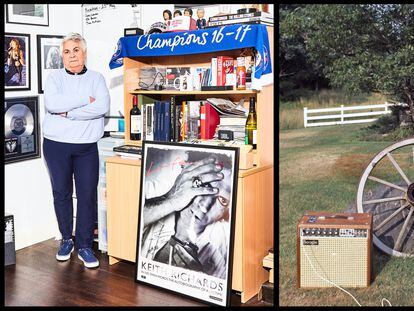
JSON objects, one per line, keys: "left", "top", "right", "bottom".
{"left": 301, "top": 228, "right": 367, "bottom": 238}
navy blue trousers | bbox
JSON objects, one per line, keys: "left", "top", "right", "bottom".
{"left": 43, "top": 138, "right": 98, "bottom": 250}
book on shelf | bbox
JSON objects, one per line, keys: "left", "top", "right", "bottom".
{"left": 217, "top": 56, "right": 234, "bottom": 86}
{"left": 175, "top": 103, "right": 182, "bottom": 142}
{"left": 144, "top": 103, "right": 155, "bottom": 141}
{"left": 211, "top": 57, "right": 217, "bottom": 87}
{"left": 163, "top": 101, "right": 171, "bottom": 142}
{"left": 180, "top": 101, "right": 188, "bottom": 141}
{"left": 201, "top": 85, "right": 234, "bottom": 91}
{"left": 154, "top": 101, "right": 163, "bottom": 141}
{"left": 113, "top": 145, "right": 142, "bottom": 159}
{"left": 219, "top": 116, "right": 247, "bottom": 126}
{"left": 209, "top": 11, "right": 274, "bottom": 22}
{"left": 187, "top": 100, "right": 202, "bottom": 140}
{"left": 201, "top": 68, "right": 211, "bottom": 87}
{"left": 191, "top": 67, "right": 207, "bottom": 91}
{"left": 200, "top": 102, "right": 220, "bottom": 139}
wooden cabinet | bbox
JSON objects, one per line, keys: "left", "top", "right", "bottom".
{"left": 106, "top": 157, "right": 140, "bottom": 265}
{"left": 105, "top": 26, "right": 274, "bottom": 303}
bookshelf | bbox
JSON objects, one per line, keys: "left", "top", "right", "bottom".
{"left": 131, "top": 90, "right": 258, "bottom": 95}
{"left": 106, "top": 26, "right": 273, "bottom": 303}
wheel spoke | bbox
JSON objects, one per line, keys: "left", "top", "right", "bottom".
{"left": 394, "top": 206, "right": 414, "bottom": 252}
{"left": 386, "top": 152, "right": 411, "bottom": 185}
{"left": 363, "top": 196, "right": 405, "bottom": 205}
{"left": 367, "top": 176, "right": 407, "bottom": 192}
{"left": 374, "top": 203, "right": 410, "bottom": 231}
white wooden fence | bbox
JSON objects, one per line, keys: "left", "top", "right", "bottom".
{"left": 304, "top": 102, "right": 393, "bottom": 128}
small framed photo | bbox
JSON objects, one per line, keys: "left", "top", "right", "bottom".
{"left": 5, "top": 96, "right": 41, "bottom": 164}
{"left": 6, "top": 4, "right": 49, "bottom": 26}
{"left": 37, "top": 35, "right": 64, "bottom": 94}
{"left": 5, "top": 33, "right": 31, "bottom": 91}
{"left": 135, "top": 141, "right": 239, "bottom": 307}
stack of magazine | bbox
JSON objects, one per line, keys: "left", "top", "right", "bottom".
{"left": 207, "top": 11, "right": 274, "bottom": 27}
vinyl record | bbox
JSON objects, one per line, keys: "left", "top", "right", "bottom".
{"left": 5, "top": 103, "right": 34, "bottom": 138}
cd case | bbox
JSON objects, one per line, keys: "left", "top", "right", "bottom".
{"left": 5, "top": 96, "right": 40, "bottom": 164}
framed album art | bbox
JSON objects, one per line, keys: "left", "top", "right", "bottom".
{"left": 5, "top": 33, "right": 31, "bottom": 91}
{"left": 5, "top": 97, "right": 40, "bottom": 164}
{"left": 135, "top": 141, "right": 239, "bottom": 307}
{"left": 6, "top": 4, "right": 49, "bottom": 26}
{"left": 37, "top": 35, "right": 64, "bottom": 94}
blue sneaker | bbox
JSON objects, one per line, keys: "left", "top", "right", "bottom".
{"left": 56, "top": 239, "right": 74, "bottom": 261}
{"left": 78, "top": 248, "right": 99, "bottom": 268}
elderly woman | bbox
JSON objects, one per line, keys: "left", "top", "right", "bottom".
{"left": 42, "top": 32, "right": 110, "bottom": 268}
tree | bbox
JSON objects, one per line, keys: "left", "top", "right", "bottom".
{"left": 279, "top": 5, "right": 329, "bottom": 100}
{"left": 282, "top": 4, "right": 414, "bottom": 122}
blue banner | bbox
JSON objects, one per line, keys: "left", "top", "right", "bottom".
{"left": 109, "top": 24, "right": 272, "bottom": 87}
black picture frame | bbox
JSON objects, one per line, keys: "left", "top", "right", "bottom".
{"left": 5, "top": 96, "right": 41, "bottom": 164}
{"left": 37, "top": 35, "right": 64, "bottom": 94}
{"left": 6, "top": 4, "right": 49, "bottom": 27}
{"left": 135, "top": 141, "right": 239, "bottom": 307}
{"left": 5, "top": 33, "right": 31, "bottom": 91}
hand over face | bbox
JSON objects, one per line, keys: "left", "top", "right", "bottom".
{"left": 166, "top": 156, "right": 224, "bottom": 211}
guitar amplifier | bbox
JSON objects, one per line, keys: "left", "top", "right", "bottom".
{"left": 5, "top": 214, "right": 16, "bottom": 266}
{"left": 297, "top": 212, "right": 372, "bottom": 288}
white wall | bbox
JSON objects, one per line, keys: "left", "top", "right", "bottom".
{"left": 5, "top": 4, "right": 83, "bottom": 250}
{"left": 5, "top": 4, "right": 274, "bottom": 250}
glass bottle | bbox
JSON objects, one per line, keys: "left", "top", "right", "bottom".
{"left": 245, "top": 97, "right": 257, "bottom": 149}
{"left": 130, "top": 95, "right": 141, "bottom": 140}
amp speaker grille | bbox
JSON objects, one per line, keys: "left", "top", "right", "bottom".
{"left": 299, "top": 237, "right": 368, "bottom": 288}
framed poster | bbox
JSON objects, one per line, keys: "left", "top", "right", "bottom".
{"left": 6, "top": 4, "right": 49, "bottom": 26}
{"left": 37, "top": 35, "right": 64, "bottom": 94}
{"left": 5, "top": 97, "right": 40, "bottom": 164}
{"left": 5, "top": 33, "right": 31, "bottom": 91}
{"left": 135, "top": 141, "right": 239, "bottom": 307}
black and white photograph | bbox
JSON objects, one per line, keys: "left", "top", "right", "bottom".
{"left": 5, "top": 33, "right": 30, "bottom": 91}
{"left": 135, "top": 141, "right": 239, "bottom": 306}
{"left": 37, "top": 35, "right": 64, "bottom": 93}
{"left": 5, "top": 96, "right": 40, "bottom": 164}
{"left": 6, "top": 4, "right": 49, "bottom": 26}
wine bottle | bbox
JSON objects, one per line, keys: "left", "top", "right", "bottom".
{"left": 245, "top": 97, "right": 257, "bottom": 149}
{"left": 130, "top": 95, "right": 141, "bottom": 140}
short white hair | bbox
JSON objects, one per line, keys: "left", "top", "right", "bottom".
{"left": 60, "top": 32, "right": 87, "bottom": 54}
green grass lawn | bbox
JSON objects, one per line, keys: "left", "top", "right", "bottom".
{"left": 279, "top": 123, "right": 414, "bottom": 306}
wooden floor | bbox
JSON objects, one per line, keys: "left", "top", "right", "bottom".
{"left": 5, "top": 239, "right": 272, "bottom": 307}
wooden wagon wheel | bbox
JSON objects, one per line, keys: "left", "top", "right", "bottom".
{"left": 357, "top": 138, "right": 414, "bottom": 257}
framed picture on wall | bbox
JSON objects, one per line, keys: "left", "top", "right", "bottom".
{"left": 135, "top": 141, "right": 239, "bottom": 307}
{"left": 5, "top": 97, "right": 41, "bottom": 164}
{"left": 5, "top": 33, "right": 31, "bottom": 91}
{"left": 37, "top": 35, "right": 64, "bottom": 94}
{"left": 6, "top": 4, "right": 49, "bottom": 26}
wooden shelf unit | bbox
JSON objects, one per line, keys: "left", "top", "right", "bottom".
{"left": 106, "top": 26, "right": 274, "bottom": 303}
{"left": 121, "top": 27, "right": 274, "bottom": 167}
{"left": 130, "top": 89, "right": 258, "bottom": 95}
